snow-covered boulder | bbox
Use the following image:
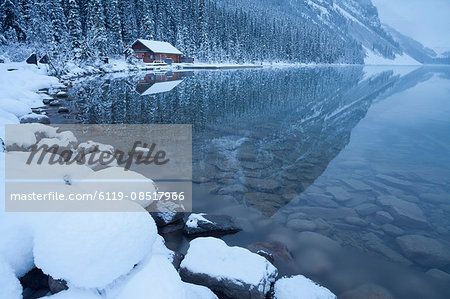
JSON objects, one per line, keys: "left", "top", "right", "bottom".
{"left": 0, "top": 260, "right": 23, "bottom": 299}
{"left": 116, "top": 255, "right": 186, "bottom": 299}
{"left": 184, "top": 213, "right": 242, "bottom": 237}
{"left": 34, "top": 203, "right": 157, "bottom": 289}
{"left": 274, "top": 275, "right": 336, "bottom": 299}
{"left": 151, "top": 234, "right": 175, "bottom": 262}
{"left": 180, "top": 237, "right": 277, "bottom": 299}
{"left": 184, "top": 282, "right": 218, "bottom": 299}
{"left": 4, "top": 123, "right": 75, "bottom": 151}
{"left": 19, "top": 113, "right": 51, "bottom": 125}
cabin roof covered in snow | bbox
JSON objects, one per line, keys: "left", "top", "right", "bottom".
{"left": 134, "top": 39, "right": 183, "bottom": 55}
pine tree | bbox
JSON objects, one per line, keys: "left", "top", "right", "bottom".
{"left": 104, "top": 0, "right": 123, "bottom": 53}
{"left": 67, "top": 0, "right": 82, "bottom": 59}
{"left": 86, "top": 0, "right": 107, "bottom": 59}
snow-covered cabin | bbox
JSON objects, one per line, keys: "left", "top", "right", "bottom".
{"left": 128, "top": 39, "right": 183, "bottom": 63}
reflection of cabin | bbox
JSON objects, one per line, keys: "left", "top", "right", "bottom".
{"left": 136, "top": 72, "right": 183, "bottom": 95}
{"left": 128, "top": 39, "right": 182, "bottom": 63}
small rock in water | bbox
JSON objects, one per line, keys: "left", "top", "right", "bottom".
{"left": 306, "top": 193, "right": 339, "bottom": 208}
{"left": 151, "top": 211, "right": 184, "bottom": 227}
{"left": 344, "top": 216, "right": 368, "bottom": 227}
{"left": 355, "top": 203, "right": 379, "bottom": 216}
{"left": 374, "top": 211, "right": 394, "bottom": 224}
{"left": 287, "top": 212, "right": 307, "bottom": 222}
{"left": 180, "top": 237, "right": 277, "bottom": 299}
{"left": 381, "top": 224, "right": 404, "bottom": 236}
{"left": 326, "top": 186, "right": 352, "bottom": 202}
{"left": 340, "top": 283, "right": 394, "bottom": 299}
{"left": 396, "top": 235, "right": 450, "bottom": 268}
{"left": 58, "top": 107, "right": 69, "bottom": 113}
{"left": 184, "top": 213, "right": 242, "bottom": 237}
{"left": 42, "top": 97, "right": 54, "bottom": 105}
{"left": 49, "top": 100, "right": 62, "bottom": 106}
{"left": 56, "top": 91, "right": 68, "bottom": 98}
{"left": 19, "top": 113, "right": 50, "bottom": 125}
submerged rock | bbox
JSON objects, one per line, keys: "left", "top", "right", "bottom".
{"left": 58, "top": 107, "right": 69, "bottom": 113}
{"left": 381, "top": 224, "right": 404, "bottom": 236}
{"left": 287, "top": 219, "right": 318, "bottom": 231}
{"left": 340, "top": 283, "right": 395, "bottom": 299}
{"left": 180, "top": 237, "right": 277, "bottom": 299}
{"left": 396, "top": 235, "right": 450, "bottom": 268}
{"left": 184, "top": 213, "right": 242, "bottom": 237}
{"left": 426, "top": 269, "right": 450, "bottom": 282}
{"left": 374, "top": 211, "right": 394, "bottom": 224}
{"left": 297, "top": 232, "right": 340, "bottom": 252}
{"left": 247, "top": 241, "right": 293, "bottom": 262}
{"left": 355, "top": 203, "right": 380, "bottom": 216}
{"left": 378, "top": 196, "right": 428, "bottom": 228}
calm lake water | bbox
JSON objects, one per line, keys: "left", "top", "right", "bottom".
{"left": 51, "top": 66, "right": 450, "bottom": 298}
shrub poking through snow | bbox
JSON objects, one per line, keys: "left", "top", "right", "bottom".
{"left": 180, "top": 237, "right": 278, "bottom": 299}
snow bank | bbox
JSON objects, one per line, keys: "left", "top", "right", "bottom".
{"left": 180, "top": 237, "right": 277, "bottom": 298}
{"left": 0, "top": 215, "right": 34, "bottom": 277}
{"left": 34, "top": 202, "right": 157, "bottom": 289}
{"left": 0, "top": 62, "right": 61, "bottom": 132}
{"left": 0, "top": 260, "right": 23, "bottom": 299}
{"left": 274, "top": 275, "right": 336, "bottom": 299}
{"left": 116, "top": 255, "right": 186, "bottom": 299}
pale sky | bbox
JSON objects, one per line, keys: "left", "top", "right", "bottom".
{"left": 372, "top": 0, "right": 450, "bottom": 54}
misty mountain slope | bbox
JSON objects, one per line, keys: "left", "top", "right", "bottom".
{"left": 219, "top": 0, "right": 423, "bottom": 64}
{"left": 383, "top": 24, "right": 438, "bottom": 64}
